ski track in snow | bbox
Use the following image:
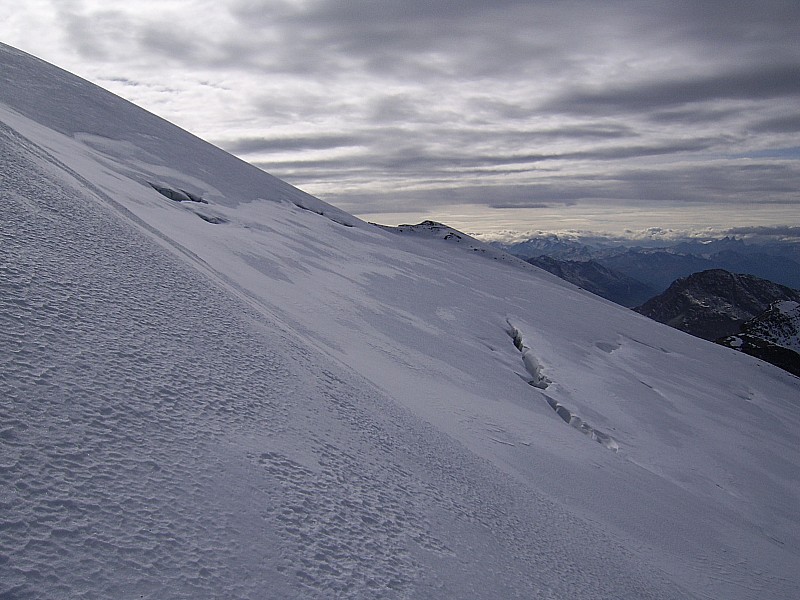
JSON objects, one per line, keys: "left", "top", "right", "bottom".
{"left": 0, "top": 121, "right": 692, "bottom": 599}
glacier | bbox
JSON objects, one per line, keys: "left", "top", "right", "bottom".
{"left": 1, "top": 43, "right": 799, "bottom": 599}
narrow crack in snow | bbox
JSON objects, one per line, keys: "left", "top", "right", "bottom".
{"left": 506, "top": 320, "right": 619, "bottom": 452}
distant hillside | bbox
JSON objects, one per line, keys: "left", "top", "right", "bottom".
{"left": 526, "top": 256, "right": 655, "bottom": 307}
{"left": 496, "top": 235, "right": 800, "bottom": 294}
{"left": 597, "top": 250, "right": 716, "bottom": 293}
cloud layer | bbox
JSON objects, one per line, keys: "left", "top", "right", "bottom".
{"left": 2, "top": 0, "right": 799, "bottom": 235}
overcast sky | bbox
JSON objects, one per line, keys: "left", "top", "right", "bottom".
{"left": 2, "top": 1, "right": 799, "bottom": 239}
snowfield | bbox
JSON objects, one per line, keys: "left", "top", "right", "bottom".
{"left": 2, "top": 43, "right": 799, "bottom": 599}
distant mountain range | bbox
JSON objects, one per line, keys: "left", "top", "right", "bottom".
{"left": 494, "top": 235, "right": 800, "bottom": 298}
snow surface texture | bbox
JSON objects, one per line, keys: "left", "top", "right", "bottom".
{"left": 2, "top": 43, "right": 800, "bottom": 599}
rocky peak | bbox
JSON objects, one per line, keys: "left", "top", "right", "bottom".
{"left": 635, "top": 269, "right": 800, "bottom": 341}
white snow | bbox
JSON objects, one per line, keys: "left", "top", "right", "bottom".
{"left": 2, "top": 43, "right": 800, "bottom": 599}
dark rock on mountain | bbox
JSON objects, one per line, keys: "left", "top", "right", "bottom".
{"left": 742, "top": 300, "right": 800, "bottom": 352}
{"left": 634, "top": 269, "right": 800, "bottom": 341}
{"left": 717, "top": 333, "right": 800, "bottom": 378}
{"left": 526, "top": 255, "right": 655, "bottom": 307}
{"left": 722, "top": 300, "right": 800, "bottom": 376}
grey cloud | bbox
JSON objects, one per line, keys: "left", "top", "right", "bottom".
{"left": 256, "top": 132, "right": 746, "bottom": 194}
{"left": 559, "top": 138, "right": 726, "bottom": 161}
{"left": 488, "top": 203, "right": 553, "bottom": 210}
{"left": 266, "top": 149, "right": 532, "bottom": 177}
{"left": 732, "top": 147, "right": 800, "bottom": 160}
{"left": 750, "top": 114, "right": 800, "bottom": 133}
{"left": 136, "top": 24, "right": 209, "bottom": 63}
{"left": 285, "top": 0, "right": 530, "bottom": 22}
{"left": 545, "top": 64, "right": 800, "bottom": 116}
{"left": 227, "top": 0, "right": 564, "bottom": 79}
{"left": 325, "top": 180, "right": 656, "bottom": 214}
{"left": 222, "top": 0, "right": 800, "bottom": 86}
{"left": 675, "top": 0, "right": 800, "bottom": 47}
{"left": 222, "top": 134, "right": 364, "bottom": 154}
{"left": 100, "top": 76, "right": 144, "bottom": 87}
{"left": 322, "top": 184, "right": 579, "bottom": 214}
{"left": 60, "top": 10, "right": 122, "bottom": 60}
{"left": 528, "top": 126, "right": 634, "bottom": 141}
{"left": 726, "top": 225, "right": 800, "bottom": 235}
{"left": 273, "top": 152, "right": 800, "bottom": 211}
{"left": 648, "top": 107, "right": 741, "bottom": 125}
{"left": 465, "top": 98, "right": 537, "bottom": 121}
{"left": 58, "top": 6, "right": 230, "bottom": 68}
{"left": 368, "top": 95, "right": 427, "bottom": 124}
{"left": 607, "top": 163, "right": 800, "bottom": 201}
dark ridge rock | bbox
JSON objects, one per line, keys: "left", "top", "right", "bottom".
{"left": 294, "top": 202, "right": 354, "bottom": 226}
{"left": 717, "top": 334, "right": 800, "bottom": 377}
{"left": 180, "top": 189, "right": 207, "bottom": 204}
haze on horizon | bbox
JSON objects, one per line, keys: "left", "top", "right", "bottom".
{"left": 2, "top": 0, "right": 799, "bottom": 241}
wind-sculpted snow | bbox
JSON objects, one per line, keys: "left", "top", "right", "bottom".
{"left": 3, "top": 43, "right": 800, "bottom": 599}
{"left": 1, "top": 125, "right": 292, "bottom": 597}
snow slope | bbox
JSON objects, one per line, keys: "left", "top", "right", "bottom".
{"left": 2, "top": 43, "right": 799, "bottom": 599}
